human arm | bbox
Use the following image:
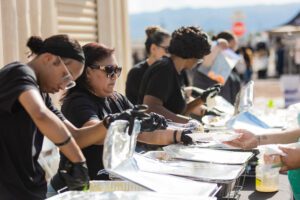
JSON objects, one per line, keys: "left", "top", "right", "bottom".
{"left": 279, "top": 147, "right": 300, "bottom": 172}
{"left": 143, "top": 95, "right": 189, "bottom": 123}
{"left": 201, "top": 39, "right": 228, "bottom": 67}
{"left": 19, "top": 89, "right": 85, "bottom": 163}
{"left": 184, "top": 84, "right": 221, "bottom": 115}
{"left": 59, "top": 94, "right": 109, "bottom": 148}
{"left": 224, "top": 129, "right": 300, "bottom": 149}
{"left": 138, "top": 129, "right": 193, "bottom": 145}
{"left": 63, "top": 119, "right": 107, "bottom": 148}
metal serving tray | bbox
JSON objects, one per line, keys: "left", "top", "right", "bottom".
{"left": 140, "top": 152, "right": 245, "bottom": 183}
{"left": 141, "top": 151, "right": 245, "bottom": 198}
{"left": 89, "top": 180, "right": 147, "bottom": 192}
{"left": 47, "top": 191, "right": 217, "bottom": 200}
{"left": 163, "top": 144, "right": 253, "bottom": 165}
{"left": 107, "top": 157, "right": 219, "bottom": 197}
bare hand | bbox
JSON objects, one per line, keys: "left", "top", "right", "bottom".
{"left": 279, "top": 147, "right": 300, "bottom": 172}
{"left": 224, "top": 129, "right": 258, "bottom": 150}
{"left": 217, "top": 39, "right": 229, "bottom": 49}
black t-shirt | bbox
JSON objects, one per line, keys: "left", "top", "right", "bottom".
{"left": 125, "top": 60, "right": 149, "bottom": 105}
{"left": 61, "top": 89, "right": 133, "bottom": 180}
{"left": 138, "top": 57, "right": 186, "bottom": 114}
{"left": 0, "top": 62, "right": 65, "bottom": 200}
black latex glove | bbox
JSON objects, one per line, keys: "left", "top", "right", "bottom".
{"left": 200, "top": 84, "right": 221, "bottom": 102}
{"left": 140, "top": 112, "right": 168, "bottom": 132}
{"left": 103, "top": 105, "right": 150, "bottom": 129}
{"left": 103, "top": 110, "right": 133, "bottom": 129}
{"left": 50, "top": 155, "right": 89, "bottom": 192}
{"left": 204, "top": 107, "right": 224, "bottom": 116}
{"left": 50, "top": 155, "right": 69, "bottom": 193}
{"left": 180, "top": 129, "right": 194, "bottom": 145}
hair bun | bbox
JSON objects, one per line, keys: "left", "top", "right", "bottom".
{"left": 145, "top": 26, "right": 161, "bottom": 38}
{"left": 27, "top": 36, "right": 44, "bottom": 54}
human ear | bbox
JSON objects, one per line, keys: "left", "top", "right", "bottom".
{"left": 86, "top": 67, "right": 93, "bottom": 78}
{"left": 150, "top": 44, "right": 157, "bottom": 54}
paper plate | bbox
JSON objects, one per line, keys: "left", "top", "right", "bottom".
{"left": 211, "top": 131, "right": 240, "bottom": 142}
{"left": 188, "top": 130, "right": 240, "bottom": 143}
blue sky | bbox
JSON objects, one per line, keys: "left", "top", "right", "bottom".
{"left": 129, "top": 0, "right": 300, "bottom": 14}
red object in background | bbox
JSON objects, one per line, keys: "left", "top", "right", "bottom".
{"left": 232, "top": 21, "right": 246, "bottom": 37}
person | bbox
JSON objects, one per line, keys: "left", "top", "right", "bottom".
{"left": 240, "top": 46, "right": 253, "bottom": 83}
{"left": 51, "top": 42, "right": 194, "bottom": 184}
{"left": 193, "top": 31, "right": 241, "bottom": 105}
{"left": 225, "top": 129, "right": 300, "bottom": 199}
{"left": 138, "top": 26, "right": 219, "bottom": 123}
{"left": 253, "top": 41, "right": 269, "bottom": 79}
{"left": 275, "top": 37, "right": 285, "bottom": 77}
{"left": 126, "top": 26, "right": 171, "bottom": 105}
{"left": 235, "top": 46, "right": 254, "bottom": 83}
{"left": 0, "top": 35, "right": 91, "bottom": 200}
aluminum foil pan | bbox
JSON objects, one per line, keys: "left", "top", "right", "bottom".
{"left": 107, "top": 157, "right": 219, "bottom": 196}
{"left": 89, "top": 181, "right": 147, "bottom": 192}
{"left": 139, "top": 153, "right": 245, "bottom": 183}
{"left": 102, "top": 120, "right": 218, "bottom": 196}
{"left": 46, "top": 191, "right": 217, "bottom": 200}
{"left": 163, "top": 144, "right": 253, "bottom": 165}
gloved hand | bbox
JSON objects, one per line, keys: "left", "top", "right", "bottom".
{"left": 204, "top": 107, "right": 225, "bottom": 116}
{"left": 103, "top": 110, "right": 132, "bottom": 129}
{"left": 103, "top": 105, "right": 150, "bottom": 129}
{"left": 60, "top": 161, "right": 89, "bottom": 191}
{"left": 50, "top": 155, "right": 89, "bottom": 192}
{"left": 180, "top": 129, "right": 194, "bottom": 145}
{"left": 200, "top": 84, "right": 221, "bottom": 102}
{"left": 140, "top": 112, "right": 168, "bottom": 132}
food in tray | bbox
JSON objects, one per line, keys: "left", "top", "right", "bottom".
{"left": 144, "top": 151, "right": 172, "bottom": 161}
{"left": 194, "top": 123, "right": 204, "bottom": 132}
{"left": 202, "top": 115, "right": 229, "bottom": 127}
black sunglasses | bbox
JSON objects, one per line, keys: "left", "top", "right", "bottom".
{"left": 90, "top": 64, "right": 122, "bottom": 78}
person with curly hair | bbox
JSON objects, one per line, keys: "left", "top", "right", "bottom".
{"left": 138, "top": 26, "right": 212, "bottom": 123}
{"left": 126, "top": 26, "right": 171, "bottom": 105}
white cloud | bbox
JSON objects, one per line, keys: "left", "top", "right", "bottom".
{"left": 129, "top": 0, "right": 300, "bottom": 14}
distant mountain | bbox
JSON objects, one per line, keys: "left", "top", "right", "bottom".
{"left": 129, "top": 3, "right": 300, "bottom": 41}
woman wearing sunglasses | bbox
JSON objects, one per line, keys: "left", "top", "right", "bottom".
{"left": 138, "top": 26, "right": 217, "bottom": 124}
{"left": 56, "top": 43, "right": 194, "bottom": 182}
{"left": 126, "top": 26, "right": 171, "bottom": 105}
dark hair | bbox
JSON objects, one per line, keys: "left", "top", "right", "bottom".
{"left": 168, "top": 26, "right": 211, "bottom": 59}
{"left": 212, "top": 31, "right": 235, "bottom": 42}
{"left": 66, "top": 43, "right": 115, "bottom": 95}
{"left": 144, "top": 26, "right": 170, "bottom": 55}
{"left": 239, "top": 47, "right": 253, "bottom": 68}
{"left": 26, "top": 35, "right": 85, "bottom": 63}
{"left": 256, "top": 42, "right": 268, "bottom": 51}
